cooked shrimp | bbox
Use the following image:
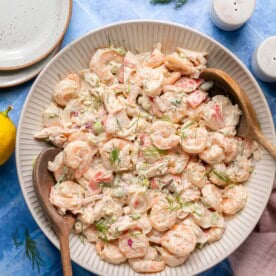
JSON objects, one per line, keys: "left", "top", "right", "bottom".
{"left": 129, "top": 191, "right": 150, "bottom": 214}
{"left": 136, "top": 215, "right": 152, "bottom": 235}
{"left": 82, "top": 225, "right": 98, "bottom": 242}
{"left": 89, "top": 48, "right": 124, "bottom": 82}
{"left": 167, "top": 148, "right": 190, "bottom": 174}
{"left": 150, "top": 198, "right": 177, "bottom": 231}
{"left": 140, "top": 66, "right": 164, "bottom": 97}
{"left": 100, "top": 138, "right": 134, "bottom": 171}
{"left": 193, "top": 209, "right": 225, "bottom": 229}
{"left": 146, "top": 42, "right": 165, "bottom": 68}
{"left": 43, "top": 103, "right": 63, "bottom": 127}
{"left": 128, "top": 247, "right": 165, "bottom": 273}
{"left": 109, "top": 215, "right": 137, "bottom": 235}
{"left": 76, "top": 204, "right": 95, "bottom": 224}
{"left": 180, "top": 126, "right": 208, "bottom": 154}
{"left": 199, "top": 144, "right": 225, "bottom": 164}
{"left": 156, "top": 246, "right": 189, "bottom": 267}
{"left": 150, "top": 121, "right": 180, "bottom": 150}
{"left": 93, "top": 196, "right": 123, "bottom": 220}
{"left": 77, "top": 160, "right": 113, "bottom": 193}
{"left": 202, "top": 95, "right": 241, "bottom": 134}
{"left": 182, "top": 217, "right": 208, "bottom": 244}
{"left": 211, "top": 132, "right": 238, "bottom": 163}
{"left": 53, "top": 74, "right": 80, "bottom": 106}
{"left": 118, "top": 230, "right": 149, "bottom": 259}
{"left": 201, "top": 184, "right": 222, "bottom": 212}
{"left": 118, "top": 51, "right": 139, "bottom": 84}
{"left": 163, "top": 70, "right": 181, "bottom": 86}
{"left": 34, "top": 126, "right": 73, "bottom": 148}
{"left": 187, "top": 161, "right": 208, "bottom": 188}
{"left": 67, "top": 132, "right": 98, "bottom": 153}
{"left": 227, "top": 155, "right": 251, "bottom": 183}
{"left": 180, "top": 186, "right": 201, "bottom": 202}
{"left": 165, "top": 53, "right": 196, "bottom": 76}
{"left": 204, "top": 227, "right": 225, "bottom": 243}
{"left": 176, "top": 48, "right": 207, "bottom": 68}
{"left": 222, "top": 185, "right": 247, "bottom": 215}
{"left": 63, "top": 140, "right": 94, "bottom": 178}
{"left": 96, "top": 240, "right": 127, "bottom": 264}
{"left": 208, "top": 163, "right": 230, "bottom": 187}
{"left": 48, "top": 151, "right": 67, "bottom": 182}
{"left": 49, "top": 181, "right": 84, "bottom": 212}
{"left": 147, "top": 229, "right": 163, "bottom": 244}
{"left": 161, "top": 224, "right": 197, "bottom": 257}
{"left": 153, "top": 92, "right": 187, "bottom": 123}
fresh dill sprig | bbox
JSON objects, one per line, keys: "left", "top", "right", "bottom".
{"left": 116, "top": 118, "right": 123, "bottom": 131}
{"left": 94, "top": 219, "right": 109, "bottom": 242}
{"left": 25, "top": 229, "right": 45, "bottom": 272}
{"left": 109, "top": 146, "right": 120, "bottom": 164}
{"left": 143, "top": 145, "right": 166, "bottom": 158}
{"left": 92, "top": 95, "right": 104, "bottom": 108}
{"left": 150, "top": 0, "right": 187, "bottom": 9}
{"left": 78, "top": 234, "right": 86, "bottom": 245}
{"left": 98, "top": 182, "right": 112, "bottom": 189}
{"left": 12, "top": 228, "right": 23, "bottom": 249}
{"left": 212, "top": 170, "right": 231, "bottom": 184}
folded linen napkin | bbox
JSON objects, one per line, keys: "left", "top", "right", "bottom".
{"left": 229, "top": 179, "right": 276, "bottom": 276}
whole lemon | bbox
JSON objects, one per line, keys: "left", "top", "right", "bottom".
{"left": 0, "top": 106, "right": 16, "bottom": 165}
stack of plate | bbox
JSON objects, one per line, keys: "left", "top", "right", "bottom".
{"left": 0, "top": 0, "right": 72, "bottom": 88}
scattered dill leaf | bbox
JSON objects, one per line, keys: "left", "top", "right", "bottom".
{"left": 115, "top": 118, "right": 123, "bottom": 131}
{"left": 31, "top": 157, "right": 37, "bottom": 169}
{"left": 212, "top": 170, "right": 231, "bottom": 184}
{"left": 160, "top": 115, "right": 172, "bottom": 122}
{"left": 95, "top": 219, "right": 108, "bottom": 233}
{"left": 92, "top": 95, "right": 104, "bottom": 108}
{"left": 94, "top": 219, "right": 109, "bottom": 242}
{"left": 196, "top": 242, "right": 206, "bottom": 249}
{"left": 143, "top": 145, "right": 166, "bottom": 158}
{"left": 170, "top": 98, "right": 181, "bottom": 106}
{"left": 25, "top": 229, "right": 45, "bottom": 272}
{"left": 12, "top": 228, "right": 23, "bottom": 249}
{"left": 109, "top": 146, "right": 120, "bottom": 164}
{"left": 114, "top": 47, "right": 126, "bottom": 56}
{"left": 211, "top": 212, "right": 219, "bottom": 224}
{"left": 129, "top": 214, "right": 141, "bottom": 220}
{"left": 78, "top": 234, "right": 86, "bottom": 245}
{"left": 98, "top": 182, "right": 112, "bottom": 189}
{"left": 150, "top": 0, "right": 187, "bottom": 9}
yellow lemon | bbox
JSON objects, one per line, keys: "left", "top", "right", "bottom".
{"left": 0, "top": 106, "right": 16, "bottom": 165}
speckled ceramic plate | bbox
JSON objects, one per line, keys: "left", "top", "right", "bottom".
{"left": 16, "top": 20, "right": 276, "bottom": 276}
{"left": 0, "top": 0, "right": 72, "bottom": 70}
{"left": 0, "top": 44, "right": 60, "bottom": 88}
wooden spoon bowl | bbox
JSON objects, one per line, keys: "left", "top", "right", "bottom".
{"left": 33, "top": 147, "right": 75, "bottom": 276}
{"left": 200, "top": 68, "right": 276, "bottom": 159}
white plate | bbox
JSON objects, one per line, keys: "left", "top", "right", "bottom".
{"left": 0, "top": 0, "right": 71, "bottom": 70}
{"left": 16, "top": 21, "right": 276, "bottom": 276}
{"left": 0, "top": 45, "right": 60, "bottom": 88}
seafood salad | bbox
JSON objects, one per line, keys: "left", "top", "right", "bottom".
{"left": 35, "top": 43, "right": 260, "bottom": 273}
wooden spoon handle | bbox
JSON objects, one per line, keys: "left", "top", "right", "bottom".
{"left": 254, "top": 129, "right": 276, "bottom": 159}
{"left": 59, "top": 233, "right": 72, "bottom": 276}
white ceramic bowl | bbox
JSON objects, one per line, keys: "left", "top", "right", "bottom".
{"left": 16, "top": 20, "right": 276, "bottom": 276}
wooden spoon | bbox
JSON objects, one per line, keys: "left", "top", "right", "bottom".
{"left": 33, "top": 147, "right": 75, "bottom": 276}
{"left": 200, "top": 68, "right": 276, "bottom": 158}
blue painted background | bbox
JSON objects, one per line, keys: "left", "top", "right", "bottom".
{"left": 0, "top": 0, "right": 275, "bottom": 275}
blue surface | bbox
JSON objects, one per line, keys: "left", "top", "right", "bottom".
{"left": 0, "top": 0, "right": 275, "bottom": 275}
